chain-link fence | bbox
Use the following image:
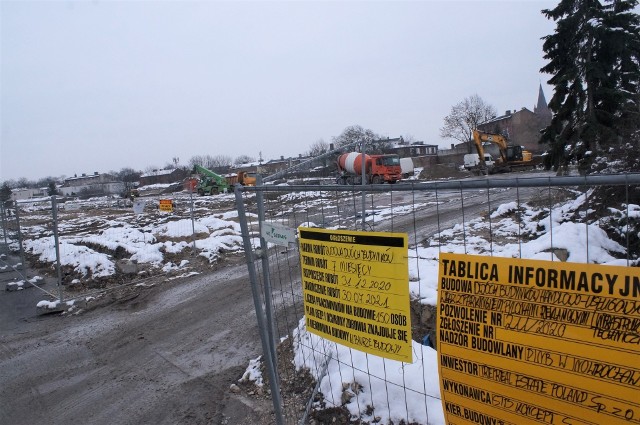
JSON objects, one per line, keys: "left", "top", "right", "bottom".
{"left": 235, "top": 173, "right": 640, "bottom": 425}
{"left": 1, "top": 190, "right": 250, "bottom": 310}
{"left": 3, "top": 172, "right": 639, "bottom": 423}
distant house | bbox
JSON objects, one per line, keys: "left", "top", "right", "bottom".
{"left": 58, "top": 173, "right": 124, "bottom": 197}
{"left": 477, "top": 84, "right": 552, "bottom": 155}
{"left": 259, "top": 155, "right": 309, "bottom": 177}
{"left": 138, "top": 168, "right": 188, "bottom": 186}
{"left": 11, "top": 188, "right": 47, "bottom": 201}
{"left": 387, "top": 140, "right": 438, "bottom": 157}
{"left": 385, "top": 138, "right": 439, "bottom": 170}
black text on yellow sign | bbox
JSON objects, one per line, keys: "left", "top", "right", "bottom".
{"left": 298, "top": 227, "right": 412, "bottom": 362}
{"left": 159, "top": 199, "right": 173, "bottom": 212}
{"left": 437, "top": 252, "right": 640, "bottom": 425}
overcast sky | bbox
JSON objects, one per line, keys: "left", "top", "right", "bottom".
{"left": 1, "top": 0, "right": 557, "bottom": 182}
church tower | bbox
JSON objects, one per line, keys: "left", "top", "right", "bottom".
{"left": 534, "top": 83, "right": 552, "bottom": 120}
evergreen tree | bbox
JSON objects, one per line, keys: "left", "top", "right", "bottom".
{"left": 0, "top": 183, "right": 12, "bottom": 202}
{"left": 47, "top": 181, "right": 58, "bottom": 196}
{"left": 540, "top": 0, "right": 640, "bottom": 172}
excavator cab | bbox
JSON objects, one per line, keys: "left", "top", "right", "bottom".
{"left": 504, "top": 145, "right": 533, "bottom": 163}
{"left": 505, "top": 146, "right": 524, "bottom": 162}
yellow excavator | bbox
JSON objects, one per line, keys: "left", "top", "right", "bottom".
{"left": 472, "top": 129, "right": 534, "bottom": 174}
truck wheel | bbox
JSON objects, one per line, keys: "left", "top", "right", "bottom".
{"left": 372, "top": 175, "right": 382, "bottom": 184}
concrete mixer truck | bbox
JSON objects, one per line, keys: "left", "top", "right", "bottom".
{"left": 335, "top": 152, "right": 402, "bottom": 185}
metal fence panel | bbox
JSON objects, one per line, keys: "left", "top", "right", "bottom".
{"left": 235, "top": 173, "right": 640, "bottom": 425}
{"left": 3, "top": 190, "right": 249, "bottom": 309}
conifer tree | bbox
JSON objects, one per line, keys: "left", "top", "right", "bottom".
{"left": 47, "top": 181, "right": 58, "bottom": 196}
{"left": 540, "top": 0, "right": 640, "bottom": 171}
{"left": 0, "top": 183, "right": 12, "bottom": 202}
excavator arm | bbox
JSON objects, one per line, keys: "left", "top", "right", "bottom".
{"left": 472, "top": 130, "right": 509, "bottom": 165}
{"left": 472, "top": 129, "right": 533, "bottom": 174}
{"left": 192, "top": 165, "right": 227, "bottom": 186}
{"left": 192, "top": 165, "right": 230, "bottom": 194}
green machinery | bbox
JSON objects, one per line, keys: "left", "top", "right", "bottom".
{"left": 192, "top": 165, "right": 232, "bottom": 195}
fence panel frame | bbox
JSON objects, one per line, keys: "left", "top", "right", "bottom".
{"left": 235, "top": 173, "right": 640, "bottom": 425}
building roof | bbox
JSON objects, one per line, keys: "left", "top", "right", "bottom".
{"left": 140, "top": 168, "right": 179, "bottom": 178}
{"left": 479, "top": 85, "right": 551, "bottom": 128}
{"left": 389, "top": 140, "right": 438, "bottom": 149}
{"left": 65, "top": 173, "right": 106, "bottom": 182}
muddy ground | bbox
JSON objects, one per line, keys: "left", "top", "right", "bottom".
{"left": 1, "top": 171, "right": 553, "bottom": 424}
{"left": 0, "top": 252, "right": 282, "bottom": 425}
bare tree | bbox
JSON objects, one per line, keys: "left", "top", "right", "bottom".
{"left": 116, "top": 167, "right": 141, "bottom": 182}
{"left": 1, "top": 179, "right": 16, "bottom": 189}
{"left": 17, "top": 178, "right": 32, "bottom": 188}
{"left": 189, "top": 155, "right": 233, "bottom": 170}
{"left": 402, "top": 134, "right": 417, "bottom": 144}
{"left": 188, "top": 155, "right": 207, "bottom": 168}
{"left": 36, "top": 176, "right": 59, "bottom": 188}
{"left": 210, "top": 155, "right": 232, "bottom": 168}
{"left": 440, "top": 94, "right": 497, "bottom": 153}
{"left": 332, "top": 125, "right": 386, "bottom": 154}
{"left": 307, "top": 139, "right": 329, "bottom": 157}
{"left": 234, "top": 155, "right": 255, "bottom": 165}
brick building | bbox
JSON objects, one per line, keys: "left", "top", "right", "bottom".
{"left": 477, "top": 84, "right": 552, "bottom": 155}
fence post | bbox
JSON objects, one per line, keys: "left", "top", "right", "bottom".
{"left": 51, "top": 196, "right": 64, "bottom": 302}
{"left": 1, "top": 202, "right": 7, "bottom": 245}
{"left": 255, "top": 175, "right": 279, "bottom": 377}
{"left": 361, "top": 141, "right": 367, "bottom": 230}
{"left": 13, "top": 201, "right": 27, "bottom": 277}
{"left": 189, "top": 190, "right": 196, "bottom": 254}
{"left": 234, "top": 184, "right": 284, "bottom": 425}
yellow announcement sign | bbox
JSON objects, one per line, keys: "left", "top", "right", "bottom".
{"left": 159, "top": 199, "right": 173, "bottom": 212}
{"left": 437, "top": 252, "right": 640, "bottom": 425}
{"left": 299, "top": 227, "right": 412, "bottom": 362}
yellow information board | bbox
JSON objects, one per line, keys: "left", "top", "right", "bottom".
{"left": 437, "top": 252, "right": 640, "bottom": 425}
{"left": 159, "top": 199, "right": 173, "bottom": 212}
{"left": 299, "top": 227, "right": 412, "bottom": 362}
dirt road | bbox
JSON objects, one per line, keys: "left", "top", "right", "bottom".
{"left": 1, "top": 171, "right": 550, "bottom": 425}
{"left": 0, "top": 257, "right": 273, "bottom": 425}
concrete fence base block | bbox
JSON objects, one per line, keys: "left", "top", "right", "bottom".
{"left": 6, "top": 276, "right": 44, "bottom": 292}
{"left": 36, "top": 298, "right": 88, "bottom": 315}
{"left": 6, "top": 281, "right": 26, "bottom": 292}
{"left": 116, "top": 259, "right": 139, "bottom": 275}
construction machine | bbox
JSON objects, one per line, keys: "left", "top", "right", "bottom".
{"left": 237, "top": 171, "right": 257, "bottom": 186}
{"left": 472, "top": 130, "right": 533, "bottom": 174}
{"left": 336, "top": 152, "right": 402, "bottom": 184}
{"left": 191, "top": 165, "right": 232, "bottom": 195}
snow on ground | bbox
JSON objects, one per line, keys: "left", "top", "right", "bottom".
{"left": 17, "top": 194, "right": 249, "bottom": 280}
{"left": 282, "top": 190, "right": 637, "bottom": 425}
{"left": 10, "top": 186, "right": 637, "bottom": 424}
